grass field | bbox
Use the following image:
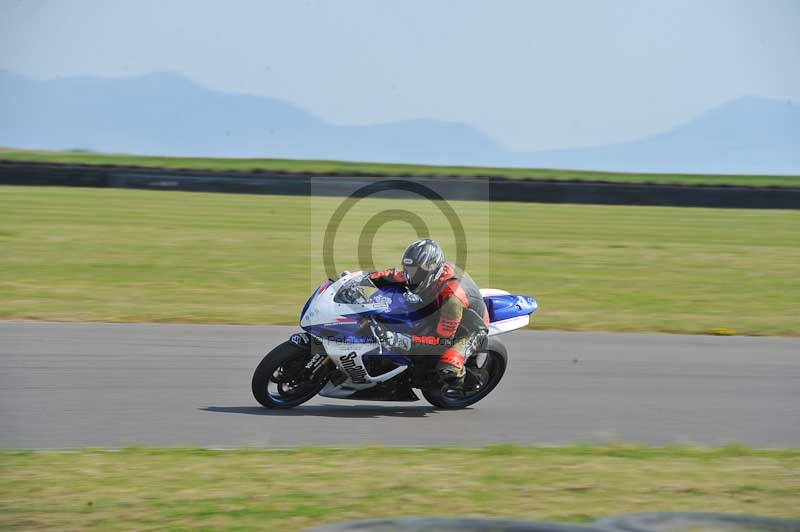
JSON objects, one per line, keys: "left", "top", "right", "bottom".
{"left": 1, "top": 186, "right": 799, "bottom": 335}
{"left": 1, "top": 445, "right": 797, "bottom": 531}
{"left": 2, "top": 148, "right": 800, "bottom": 187}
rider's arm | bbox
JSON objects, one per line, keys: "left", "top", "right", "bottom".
{"left": 368, "top": 268, "right": 405, "bottom": 288}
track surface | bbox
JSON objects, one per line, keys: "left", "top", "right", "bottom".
{"left": 1, "top": 322, "right": 798, "bottom": 449}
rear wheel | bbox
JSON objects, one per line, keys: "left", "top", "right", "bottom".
{"left": 421, "top": 340, "right": 508, "bottom": 409}
{"left": 251, "top": 341, "right": 329, "bottom": 409}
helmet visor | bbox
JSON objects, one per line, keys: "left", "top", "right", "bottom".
{"left": 403, "top": 264, "right": 429, "bottom": 288}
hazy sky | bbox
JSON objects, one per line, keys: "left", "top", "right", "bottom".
{"left": 1, "top": 0, "right": 798, "bottom": 151}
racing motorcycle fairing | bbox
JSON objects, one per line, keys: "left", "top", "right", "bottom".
{"left": 480, "top": 288, "right": 539, "bottom": 336}
{"left": 297, "top": 271, "right": 537, "bottom": 400}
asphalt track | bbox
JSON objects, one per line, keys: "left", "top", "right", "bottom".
{"left": 1, "top": 322, "right": 798, "bottom": 449}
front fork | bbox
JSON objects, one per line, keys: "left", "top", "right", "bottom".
{"left": 288, "top": 332, "right": 333, "bottom": 381}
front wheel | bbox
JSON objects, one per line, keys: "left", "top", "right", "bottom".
{"left": 422, "top": 338, "right": 508, "bottom": 409}
{"left": 251, "top": 341, "right": 329, "bottom": 409}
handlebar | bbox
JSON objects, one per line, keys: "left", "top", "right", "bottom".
{"left": 368, "top": 317, "right": 384, "bottom": 355}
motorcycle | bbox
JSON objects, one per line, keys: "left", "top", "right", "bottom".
{"left": 252, "top": 271, "right": 538, "bottom": 409}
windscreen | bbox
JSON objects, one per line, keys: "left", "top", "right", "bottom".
{"left": 333, "top": 274, "right": 379, "bottom": 305}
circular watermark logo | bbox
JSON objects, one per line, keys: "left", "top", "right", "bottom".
{"left": 322, "top": 179, "right": 468, "bottom": 280}
{"left": 311, "top": 177, "right": 489, "bottom": 353}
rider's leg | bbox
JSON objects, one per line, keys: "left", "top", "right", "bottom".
{"left": 435, "top": 336, "right": 469, "bottom": 383}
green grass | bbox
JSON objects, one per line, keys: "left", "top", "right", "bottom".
{"left": 1, "top": 186, "right": 799, "bottom": 334}
{"left": 2, "top": 147, "right": 800, "bottom": 187}
{"left": 1, "top": 445, "right": 797, "bottom": 531}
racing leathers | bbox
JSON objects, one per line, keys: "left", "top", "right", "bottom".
{"left": 369, "top": 262, "right": 489, "bottom": 383}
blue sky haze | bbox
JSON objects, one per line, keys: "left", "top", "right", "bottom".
{"left": 2, "top": 0, "right": 798, "bottom": 152}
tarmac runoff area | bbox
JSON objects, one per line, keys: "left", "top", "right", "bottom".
{"left": 0, "top": 322, "right": 798, "bottom": 449}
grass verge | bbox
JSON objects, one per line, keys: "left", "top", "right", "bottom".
{"left": 2, "top": 148, "right": 799, "bottom": 187}
{"left": 1, "top": 186, "right": 799, "bottom": 334}
{"left": 1, "top": 445, "right": 797, "bottom": 531}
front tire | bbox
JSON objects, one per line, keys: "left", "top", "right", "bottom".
{"left": 422, "top": 338, "right": 508, "bottom": 409}
{"left": 252, "top": 341, "right": 328, "bottom": 409}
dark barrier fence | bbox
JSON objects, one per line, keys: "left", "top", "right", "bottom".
{"left": 302, "top": 513, "right": 800, "bottom": 532}
{"left": 1, "top": 161, "right": 799, "bottom": 209}
{"left": 594, "top": 513, "right": 800, "bottom": 532}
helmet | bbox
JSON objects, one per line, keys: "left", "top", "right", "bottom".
{"left": 401, "top": 239, "right": 445, "bottom": 294}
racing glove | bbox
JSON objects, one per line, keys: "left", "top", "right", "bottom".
{"left": 371, "top": 322, "right": 412, "bottom": 352}
{"left": 383, "top": 330, "right": 412, "bottom": 352}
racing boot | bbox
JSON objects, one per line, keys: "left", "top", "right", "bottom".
{"left": 436, "top": 348, "right": 466, "bottom": 385}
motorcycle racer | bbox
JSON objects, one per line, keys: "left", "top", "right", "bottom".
{"left": 368, "top": 239, "right": 490, "bottom": 385}
{"left": 253, "top": 241, "right": 538, "bottom": 409}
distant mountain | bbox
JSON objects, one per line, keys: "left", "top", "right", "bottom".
{"left": 0, "top": 70, "right": 503, "bottom": 166}
{"left": 513, "top": 96, "right": 800, "bottom": 174}
{"left": 1, "top": 70, "right": 798, "bottom": 173}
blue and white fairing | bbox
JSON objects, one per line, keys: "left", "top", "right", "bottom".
{"left": 298, "top": 271, "right": 537, "bottom": 398}
{"left": 299, "top": 272, "right": 413, "bottom": 398}
{"left": 300, "top": 273, "right": 417, "bottom": 342}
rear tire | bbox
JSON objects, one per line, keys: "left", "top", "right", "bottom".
{"left": 252, "top": 341, "right": 328, "bottom": 409}
{"left": 422, "top": 338, "right": 508, "bottom": 409}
